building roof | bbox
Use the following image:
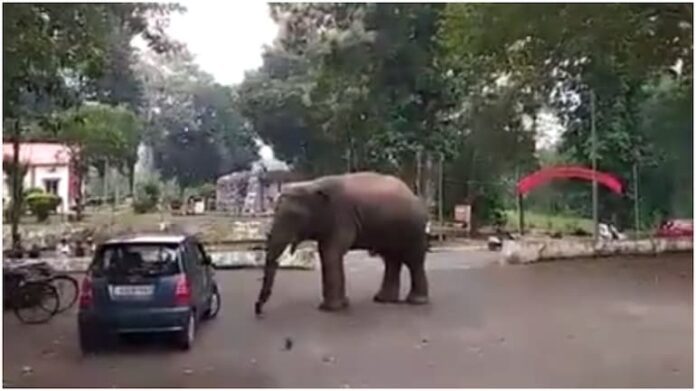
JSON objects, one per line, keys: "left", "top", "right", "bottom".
{"left": 2, "top": 142, "right": 72, "bottom": 166}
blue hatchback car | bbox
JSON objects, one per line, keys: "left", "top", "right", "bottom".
{"left": 78, "top": 233, "right": 220, "bottom": 352}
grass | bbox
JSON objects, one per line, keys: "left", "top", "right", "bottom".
{"left": 504, "top": 209, "right": 593, "bottom": 234}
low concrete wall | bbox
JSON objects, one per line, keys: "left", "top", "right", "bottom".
{"left": 20, "top": 247, "right": 318, "bottom": 273}
{"left": 500, "top": 237, "right": 693, "bottom": 265}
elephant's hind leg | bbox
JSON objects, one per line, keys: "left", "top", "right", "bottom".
{"left": 374, "top": 253, "right": 402, "bottom": 303}
{"left": 405, "top": 245, "right": 429, "bottom": 305}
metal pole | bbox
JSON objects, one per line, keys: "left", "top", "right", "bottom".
{"left": 438, "top": 152, "right": 444, "bottom": 242}
{"left": 591, "top": 90, "right": 599, "bottom": 242}
{"left": 11, "top": 120, "right": 22, "bottom": 251}
{"left": 103, "top": 160, "right": 109, "bottom": 207}
{"left": 517, "top": 194, "right": 525, "bottom": 235}
{"left": 416, "top": 148, "right": 422, "bottom": 197}
{"left": 633, "top": 161, "right": 640, "bottom": 237}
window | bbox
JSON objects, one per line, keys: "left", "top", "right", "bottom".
{"left": 91, "top": 244, "right": 181, "bottom": 277}
{"left": 44, "top": 179, "right": 59, "bottom": 195}
{"left": 188, "top": 241, "right": 205, "bottom": 266}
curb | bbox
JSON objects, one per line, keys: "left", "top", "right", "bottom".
{"left": 500, "top": 237, "right": 693, "bottom": 265}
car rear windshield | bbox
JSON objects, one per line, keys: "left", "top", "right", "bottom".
{"left": 91, "top": 243, "right": 181, "bottom": 277}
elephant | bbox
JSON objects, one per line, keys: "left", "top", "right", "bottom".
{"left": 255, "top": 171, "right": 429, "bottom": 314}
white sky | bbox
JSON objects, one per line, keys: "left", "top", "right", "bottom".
{"left": 166, "top": 1, "right": 278, "bottom": 86}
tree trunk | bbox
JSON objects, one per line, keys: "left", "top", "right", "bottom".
{"left": 10, "top": 119, "right": 22, "bottom": 251}
{"left": 128, "top": 162, "right": 135, "bottom": 197}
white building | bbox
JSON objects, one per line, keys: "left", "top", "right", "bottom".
{"left": 3, "top": 142, "right": 81, "bottom": 213}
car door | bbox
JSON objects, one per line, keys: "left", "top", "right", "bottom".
{"left": 184, "top": 239, "right": 208, "bottom": 310}
{"left": 195, "top": 241, "right": 214, "bottom": 295}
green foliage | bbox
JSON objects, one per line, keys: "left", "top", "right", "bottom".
{"left": 45, "top": 104, "right": 142, "bottom": 189}
{"left": 24, "top": 187, "right": 44, "bottom": 198}
{"left": 3, "top": 3, "right": 182, "bottom": 121}
{"left": 237, "top": 4, "right": 542, "bottom": 222}
{"left": 132, "top": 180, "right": 161, "bottom": 214}
{"left": 437, "top": 3, "right": 692, "bottom": 226}
{"left": 25, "top": 192, "right": 61, "bottom": 222}
{"left": 197, "top": 183, "right": 216, "bottom": 199}
{"left": 134, "top": 49, "right": 258, "bottom": 188}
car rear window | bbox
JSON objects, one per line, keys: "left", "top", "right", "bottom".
{"left": 91, "top": 243, "right": 181, "bottom": 277}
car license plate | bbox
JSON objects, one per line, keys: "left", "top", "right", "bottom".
{"left": 110, "top": 285, "right": 154, "bottom": 299}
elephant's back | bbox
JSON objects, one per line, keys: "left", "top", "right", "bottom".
{"left": 337, "top": 172, "right": 427, "bottom": 240}
{"left": 337, "top": 172, "right": 418, "bottom": 200}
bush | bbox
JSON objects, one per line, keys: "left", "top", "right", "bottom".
{"left": 132, "top": 198, "right": 156, "bottom": 214}
{"left": 197, "top": 183, "right": 216, "bottom": 199}
{"left": 169, "top": 199, "right": 183, "bottom": 210}
{"left": 142, "top": 182, "right": 160, "bottom": 204}
{"left": 132, "top": 180, "right": 161, "bottom": 214}
{"left": 23, "top": 187, "right": 44, "bottom": 198}
{"left": 25, "top": 192, "right": 61, "bottom": 222}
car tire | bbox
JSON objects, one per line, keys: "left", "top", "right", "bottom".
{"left": 176, "top": 311, "right": 196, "bottom": 351}
{"left": 79, "top": 325, "right": 101, "bottom": 354}
{"left": 203, "top": 285, "right": 221, "bottom": 320}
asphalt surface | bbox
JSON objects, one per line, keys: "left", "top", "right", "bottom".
{"left": 3, "top": 249, "right": 692, "bottom": 388}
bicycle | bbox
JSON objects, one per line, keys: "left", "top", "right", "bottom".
{"left": 20, "top": 261, "right": 79, "bottom": 314}
{"left": 4, "top": 268, "right": 60, "bottom": 324}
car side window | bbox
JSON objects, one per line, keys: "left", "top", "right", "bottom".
{"left": 188, "top": 241, "right": 205, "bottom": 266}
{"left": 196, "top": 243, "right": 209, "bottom": 261}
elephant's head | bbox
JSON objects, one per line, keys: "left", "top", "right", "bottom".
{"left": 255, "top": 182, "right": 329, "bottom": 315}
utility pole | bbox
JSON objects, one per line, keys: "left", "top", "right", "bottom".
{"left": 633, "top": 161, "right": 640, "bottom": 238}
{"left": 103, "top": 160, "right": 109, "bottom": 207}
{"left": 11, "top": 119, "right": 21, "bottom": 252}
{"left": 591, "top": 90, "right": 599, "bottom": 242}
{"left": 416, "top": 148, "right": 422, "bottom": 197}
{"left": 438, "top": 152, "right": 444, "bottom": 242}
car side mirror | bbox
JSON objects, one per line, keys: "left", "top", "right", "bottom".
{"left": 203, "top": 255, "right": 213, "bottom": 266}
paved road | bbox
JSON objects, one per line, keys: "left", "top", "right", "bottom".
{"left": 3, "top": 250, "right": 692, "bottom": 388}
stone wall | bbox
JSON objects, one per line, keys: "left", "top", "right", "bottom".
{"left": 500, "top": 237, "right": 693, "bottom": 265}
{"left": 19, "top": 246, "right": 318, "bottom": 273}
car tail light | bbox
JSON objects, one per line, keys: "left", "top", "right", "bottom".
{"left": 79, "top": 275, "right": 93, "bottom": 309}
{"left": 174, "top": 274, "right": 191, "bottom": 306}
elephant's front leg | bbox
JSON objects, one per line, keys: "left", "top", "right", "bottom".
{"left": 318, "top": 244, "right": 350, "bottom": 312}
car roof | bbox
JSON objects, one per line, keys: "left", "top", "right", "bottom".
{"left": 102, "top": 232, "right": 190, "bottom": 245}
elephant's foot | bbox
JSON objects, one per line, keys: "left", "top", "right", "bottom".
{"left": 406, "top": 293, "right": 429, "bottom": 305}
{"left": 373, "top": 291, "right": 401, "bottom": 304}
{"left": 318, "top": 297, "right": 350, "bottom": 312}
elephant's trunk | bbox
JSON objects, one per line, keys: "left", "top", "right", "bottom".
{"left": 254, "top": 236, "right": 290, "bottom": 316}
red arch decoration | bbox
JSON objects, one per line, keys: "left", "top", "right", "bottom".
{"left": 516, "top": 165, "right": 624, "bottom": 196}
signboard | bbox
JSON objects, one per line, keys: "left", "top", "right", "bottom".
{"left": 454, "top": 204, "right": 472, "bottom": 232}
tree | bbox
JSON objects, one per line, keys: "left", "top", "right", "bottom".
{"left": 135, "top": 48, "right": 258, "bottom": 190}
{"left": 3, "top": 3, "right": 181, "bottom": 246}
{"left": 437, "top": 3, "right": 692, "bottom": 226}
{"left": 235, "top": 4, "right": 543, "bottom": 223}
{"left": 42, "top": 104, "right": 141, "bottom": 215}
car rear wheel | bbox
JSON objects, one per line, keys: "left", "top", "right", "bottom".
{"left": 203, "top": 285, "right": 221, "bottom": 320}
{"left": 176, "top": 311, "right": 196, "bottom": 350}
{"left": 79, "top": 326, "right": 102, "bottom": 354}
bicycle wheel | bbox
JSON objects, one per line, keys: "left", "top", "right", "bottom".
{"left": 50, "top": 275, "right": 79, "bottom": 313}
{"left": 13, "top": 282, "right": 60, "bottom": 324}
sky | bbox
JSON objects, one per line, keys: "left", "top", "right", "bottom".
{"left": 166, "top": 1, "right": 278, "bottom": 87}
{"left": 165, "top": 2, "right": 279, "bottom": 160}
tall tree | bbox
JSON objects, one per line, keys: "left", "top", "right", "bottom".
{"left": 3, "top": 3, "right": 181, "bottom": 246}
{"left": 438, "top": 3, "right": 692, "bottom": 225}
{"left": 135, "top": 48, "right": 258, "bottom": 190}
